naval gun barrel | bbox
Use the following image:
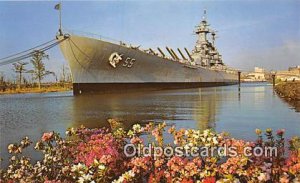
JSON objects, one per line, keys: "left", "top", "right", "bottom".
{"left": 149, "top": 48, "right": 156, "bottom": 55}
{"left": 170, "top": 48, "right": 180, "bottom": 60}
{"left": 184, "top": 47, "right": 194, "bottom": 61}
{"left": 166, "top": 47, "right": 177, "bottom": 60}
{"left": 157, "top": 47, "right": 166, "bottom": 57}
{"left": 177, "top": 48, "right": 187, "bottom": 60}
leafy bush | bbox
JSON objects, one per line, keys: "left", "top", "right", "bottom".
{"left": 0, "top": 119, "right": 299, "bottom": 183}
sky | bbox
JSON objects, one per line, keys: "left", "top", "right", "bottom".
{"left": 0, "top": 0, "right": 300, "bottom": 81}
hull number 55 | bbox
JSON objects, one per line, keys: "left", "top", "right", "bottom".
{"left": 108, "top": 52, "right": 135, "bottom": 68}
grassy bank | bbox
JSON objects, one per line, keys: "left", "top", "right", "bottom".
{"left": 0, "top": 85, "right": 72, "bottom": 95}
{"left": 275, "top": 81, "right": 300, "bottom": 101}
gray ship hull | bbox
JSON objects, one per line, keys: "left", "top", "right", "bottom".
{"left": 59, "top": 35, "right": 238, "bottom": 95}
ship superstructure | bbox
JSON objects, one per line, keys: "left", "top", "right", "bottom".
{"left": 192, "top": 11, "right": 223, "bottom": 67}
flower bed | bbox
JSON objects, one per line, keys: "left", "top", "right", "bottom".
{"left": 1, "top": 119, "right": 300, "bottom": 182}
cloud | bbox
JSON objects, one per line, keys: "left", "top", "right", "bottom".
{"left": 231, "top": 40, "right": 300, "bottom": 71}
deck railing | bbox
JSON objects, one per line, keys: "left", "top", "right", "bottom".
{"left": 63, "top": 29, "right": 123, "bottom": 45}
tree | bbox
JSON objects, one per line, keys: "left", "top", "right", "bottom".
{"left": 60, "top": 64, "right": 67, "bottom": 87}
{"left": 0, "top": 72, "right": 4, "bottom": 85}
{"left": 28, "top": 50, "right": 54, "bottom": 89}
{"left": 59, "top": 65, "right": 72, "bottom": 87}
{"left": 12, "top": 61, "right": 28, "bottom": 89}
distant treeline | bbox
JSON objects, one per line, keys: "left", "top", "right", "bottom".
{"left": 0, "top": 50, "right": 72, "bottom": 93}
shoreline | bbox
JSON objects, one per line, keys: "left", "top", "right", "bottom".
{"left": 275, "top": 81, "right": 300, "bottom": 101}
{"left": 0, "top": 86, "right": 72, "bottom": 95}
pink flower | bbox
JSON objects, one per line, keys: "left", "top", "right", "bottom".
{"left": 130, "top": 157, "right": 152, "bottom": 173}
{"left": 154, "top": 159, "right": 164, "bottom": 168}
{"left": 41, "top": 132, "right": 53, "bottom": 142}
{"left": 277, "top": 129, "right": 285, "bottom": 136}
{"left": 130, "top": 136, "right": 143, "bottom": 144}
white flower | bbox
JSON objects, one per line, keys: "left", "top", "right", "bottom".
{"left": 203, "top": 129, "right": 210, "bottom": 137}
{"left": 233, "top": 179, "right": 241, "bottom": 183}
{"left": 78, "top": 174, "right": 92, "bottom": 183}
{"left": 98, "top": 164, "right": 105, "bottom": 170}
{"left": 258, "top": 173, "right": 267, "bottom": 181}
{"left": 193, "top": 133, "right": 199, "bottom": 139}
{"left": 204, "top": 143, "right": 211, "bottom": 147}
{"left": 78, "top": 177, "right": 85, "bottom": 183}
{"left": 128, "top": 170, "right": 135, "bottom": 177}
{"left": 10, "top": 156, "right": 16, "bottom": 161}
{"left": 71, "top": 163, "right": 85, "bottom": 172}
{"left": 118, "top": 177, "right": 124, "bottom": 182}
{"left": 184, "top": 144, "right": 190, "bottom": 150}
{"left": 212, "top": 137, "right": 218, "bottom": 145}
{"left": 185, "top": 130, "right": 189, "bottom": 136}
{"left": 132, "top": 124, "right": 141, "bottom": 132}
{"left": 112, "top": 170, "right": 135, "bottom": 183}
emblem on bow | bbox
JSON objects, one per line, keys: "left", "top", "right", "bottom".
{"left": 108, "top": 52, "right": 123, "bottom": 68}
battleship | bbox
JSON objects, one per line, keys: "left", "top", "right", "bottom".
{"left": 57, "top": 10, "right": 238, "bottom": 95}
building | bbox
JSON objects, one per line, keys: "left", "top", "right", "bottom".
{"left": 276, "top": 65, "right": 300, "bottom": 81}
{"left": 243, "top": 67, "right": 266, "bottom": 82}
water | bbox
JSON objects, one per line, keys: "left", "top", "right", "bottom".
{"left": 0, "top": 83, "right": 299, "bottom": 166}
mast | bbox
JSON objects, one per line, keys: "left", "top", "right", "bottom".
{"left": 55, "top": 2, "right": 63, "bottom": 35}
{"left": 59, "top": 2, "right": 62, "bottom": 35}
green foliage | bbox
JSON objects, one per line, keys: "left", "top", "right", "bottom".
{"left": 12, "top": 61, "right": 28, "bottom": 88}
{"left": 28, "top": 50, "right": 54, "bottom": 89}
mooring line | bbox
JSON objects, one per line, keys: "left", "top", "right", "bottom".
{"left": 0, "top": 38, "right": 67, "bottom": 66}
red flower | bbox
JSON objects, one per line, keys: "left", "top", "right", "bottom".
{"left": 182, "top": 179, "right": 194, "bottom": 183}
{"left": 148, "top": 170, "right": 165, "bottom": 183}
{"left": 203, "top": 177, "right": 216, "bottom": 183}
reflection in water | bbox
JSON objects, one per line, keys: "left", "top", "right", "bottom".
{"left": 278, "top": 97, "right": 300, "bottom": 112}
{"left": 193, "top": 88, "right": 217, "bottom": 130}
{"left": 254, "top": 86, "right": 266, "bottom": 105}
{"left": 71, "top": 87, "right": 223, "bottom": 131}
